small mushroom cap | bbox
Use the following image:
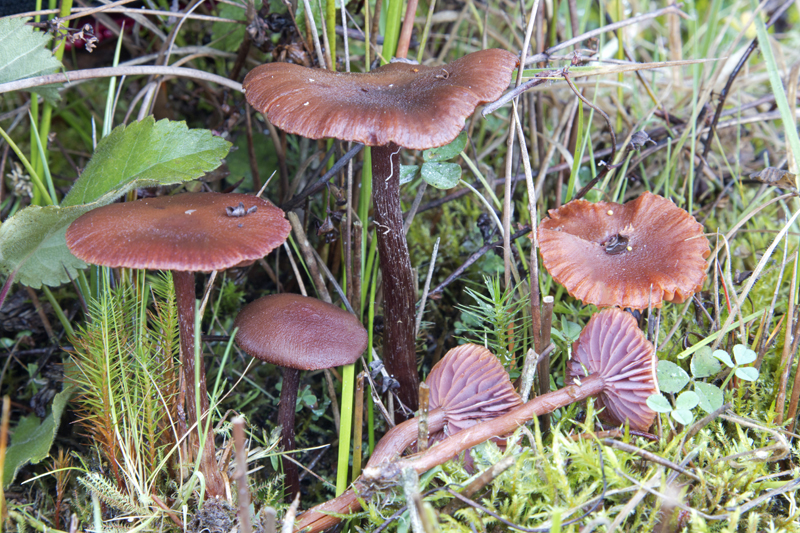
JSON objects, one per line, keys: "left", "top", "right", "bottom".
{"left": 233, "top": 294, "right": 368, "bottom": 371}
{"left": 66, "top": 193, "right": 291, "bottom": 272}
{"left": 538, "top": 192, "right": 710, "bottom": 309}
{"left": 566, "top": 308, "right": 658, "bottom": 431}
{"left": 243, "top": 49, "right": 518, "bottom": 150}
{"left": 426, "top": 344, "right": 522, "bottom": 435}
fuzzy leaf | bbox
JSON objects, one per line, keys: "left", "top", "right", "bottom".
{"left": 63, "top": 117, "right": 232, "bottom": 206}
{"left": 695, "top": 382, "right": 724, "bottom": 413}
{"left": 423, "top": 131, "right": 467, "bottom": 162}
{"left": 3, "top": 386, "right": 72, "bottom": 487}
{"left": 656, "top": 360, "right": 690, "bottom": 394}
{"left": 712, "top": 349, "right": 734, "bottom": 368}
{"left": 646, "top": 393, "right": 673, "bottom": 413}
{"left": 732, "top": 344, "right": 756, "bottom": 366}
{"left": 0, "top": 18, "right": 63, "bottom": 103}
{"left": 735, "top": 367, "right": 759, "bottom": 382}
{"left": 691, "top": 347, "right": 721, "bottom": 378}
{"left": 421, "top": 162, "right": 461, "bottom": 189}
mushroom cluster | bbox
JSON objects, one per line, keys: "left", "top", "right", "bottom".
{"left": 243, "top": 49, "right": 519, "bottom": 413}
{"left": 538, "top": 191, "right": 710, "bottom": 309}
{"left": 66, "top": 192, "right": 291, "bottom": 498}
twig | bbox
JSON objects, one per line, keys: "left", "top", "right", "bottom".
{"left": 234, "top": 416, "right": 252, "bottom": 533}
{"left": 415, "top": 238, "right": 440, "bottom": 336}
{"left": 286, "top": 212, "right": 332, "bottom": 303}
{"left": 602, "top": 439, "right": 701, "bottom": 482}
{"left": 280, "top": 143, "right": 364, "bottom": 212}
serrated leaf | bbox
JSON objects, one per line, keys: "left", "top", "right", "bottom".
{"left": 675, "top": 391, "right": 699, "bottom": 411}
{"left": 712, "top": 349, "right": 734, "bottom": 368}
{"left": 1, "top": 118, "right": 231, "bottom": 288}
{"left": 691, "top": 347, "right": 721, "bottom": 378}
{"left": 400, "top": 165, "right": 419, "bottom": 185}
{"left": 735, "top": 367, "right": 759, "bottom": 382}
{"left": 421, "top": 162, "right": 461, "bottom": 189}
{"left": 3, "top": 386, "right": 72, "bottom": 487}
{"left": 671, "top": 409, "right": 694, "bottom": 425}
{"left": 656, "top": 360, "right": 690, "bottom": 393}
{"left": 695, "top": 382, "right": 724, "bottom": 413}
{"left": 0, "top": 18, "right": 63, "bottom": 103}
{"left": 423, "top": 131, "right": 468, "bottom": 162}
{"left": 63, "top": 117, "right": 231, "bottom": 206}
{"left": 646, "top": 394, "right": 673, "bottom": 413}
{"left": 0, "top": 204, "right": 95, "bottom": 288}
{"left": 732, "top": 344, "right": 756, "bottom": 366}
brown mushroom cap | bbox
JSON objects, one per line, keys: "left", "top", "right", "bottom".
{"left": 242, "top": 49, "right": 518, "bottom": 150}
{"left": 566, "top": 308, "right": 658, "bottom": 431}
{"left": 538, "top": 191, "right": 710, "bottom": 309}
{"left": 66, "top": 193, "right": 291, "bottom": 272}
{"left": 233, "top": 293, "right": 368, "bottom": 371}
{"left": 426, "top": 344, "right": 522, "bottom": 435}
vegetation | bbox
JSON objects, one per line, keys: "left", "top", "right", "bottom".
{"left": 1, "top": 0, "right": 800, "bottom": 531}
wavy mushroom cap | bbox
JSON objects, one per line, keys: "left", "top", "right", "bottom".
{"left": 243, "top": 49, "right": 518, "bottom": 150}
{"left": 566, "top": 308, "right": 658, "bottom": 431}
{"left": 538, "top": 192, "right": 710, "bottom": 309}
{"left": 233, "top": 294, "right": 368, "bottom": 371}
{"left": 66, "top": 193, "right": 291, "bottom": 272}
{"left": 426, "top": 344, "right": 522, "bottom": 436}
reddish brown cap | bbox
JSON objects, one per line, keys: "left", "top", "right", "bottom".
{"left": 426, "top": 344, "right": 522, "bottom": 435}
{"left": 566, "top": 308, "right": 658, "bottom": 431}
{"left": 242, "top": 49, "right": 518, "bottom": 150}
{"left": 538, "top": 192, "right": 710, "bottom": 309}
{"left": 66, "top": 193, "right": 291, "bottom": 272}
{"left": 233, "top": 293, "right": 367, "bottom": 370}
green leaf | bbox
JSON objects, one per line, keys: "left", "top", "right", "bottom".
{"left": 3, "top": 386, "right": 73, "bottom": 487}
{"left": 646, "top": 394, "right": 673, "bottom": 413}
{"left": 671, "top": 409, "right": 694, "bottom": 425}
{"left": 675, "top": 391, "right": 699, "bottom": 411}
{"left": 712, "top": 349, "right": 734, "bottom": 368}
{"left": 63, "top": 117, "right": 231, "bottom": 206}
{"left": 0, "top": 203, "right": 95, "bottom": 288}
{"left": 691, "top": 347, "right": 722, "bottom": 378}
{"left": 1, "top": 118, "right": 231, "bottom": 288}
{"left": 732, "top": 344, "right": 756, "bottom": 366}
{"left": 421, "top": 162, "right": 461, "bottom": 189}
{"left": 423, "top": 131, "right": 468, "bottom": 162}
{"left": 0, "top": 18, "right": 63, "bottom": 103}
{"left": 210, "top": 2, "right": 247, "bottom": 52}
{"left": 735, "top": 367, "right": 759, "bottom": 382}
{"left": 400, "top": 165, "right": 419, "bottom": 185}
{"left": 656, "top": 360, "right": 690, "bottom": 394}
{"left": 695, "top": 382, "right": 724, "bottom": 414}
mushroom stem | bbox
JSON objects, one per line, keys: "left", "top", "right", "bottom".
{"left": 293, "top": 408, "right": 446, "bottom": 533}
{"left": 371, "top": 143, "right": 420, "bottom": 414}
{"left": 173, "top": 270, "right": 225, "bottom": 498}
{"left": 278, "top": 367, "right": 302, "bottom": 499}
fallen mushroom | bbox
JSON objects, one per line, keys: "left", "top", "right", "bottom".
{"left": 66, "top": 192, "right": 291, "bottom": 498}
{"left": 294, "top": 309, "right": 657, "bottom": 532}
{"left": 293, "top": 343, "right": 521, "bottom": 533}
{"left": 243, "top": 49, "right": 518, "bottom": 412}
{"left": 538, "top": 191, "right": 710, "bottom": 309}
{"left": 233, "top": 293, "right": 368, "bottom": 498}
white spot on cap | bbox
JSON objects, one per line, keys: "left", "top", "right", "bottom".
{"left": 309, "top": 78, "right": 315, "bottom": 82}
{"left": 607, "top": 210, "right": 614, "bottom": 215}
{"left": 389, "top": 84, "right": 394, "bottom": 87}
{"left": 304, "top": 102, "right": 309, "bottom": 106}
{"left": 185, "top": 209, "right": 196, "bottom": 214}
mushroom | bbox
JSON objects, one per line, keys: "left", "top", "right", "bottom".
{"left": 294, "top": 309, "right": 658, "bottom": 532}
{"left": 293, "top": 343, "right": 522, "bottom": 533}
{"left": 232, "top": 293, "right": 368, "bottom": 498}
{"left": 242, "top": 49, "right": 518, "bottom": 412}
{"left": 538, "top": 191, "right": 710, "bottom": 309}
{"left": 66, "top": 192, "right": 291, "bottom": 498}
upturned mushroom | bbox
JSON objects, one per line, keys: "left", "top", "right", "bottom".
{"left": 66, "top": 192, "right": 291, "bottom": 498}
{"left": 233, "top": 293, "right": 368, "bottom": 498}
{"left": 538, "top": 191, "right": 710, "bottom": 309}
{"left": 293, "top": 343, "right": 522, "bottom": 533}
{"left": 243, "top": 49, "right": 518, "bottom": 412}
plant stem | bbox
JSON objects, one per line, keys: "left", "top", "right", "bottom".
{"left": 173, "top": 270, "right": 224, "bottom": 498}
{"left": 371, "top": 144, "right": 420, "bottom": 414}
{"left": 278, "top": 367, "right": 302, "bottom": 498}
